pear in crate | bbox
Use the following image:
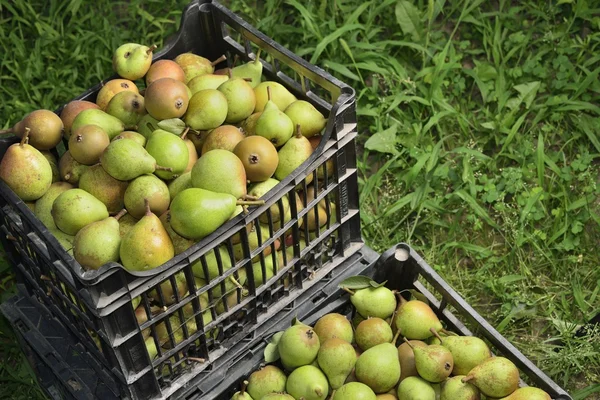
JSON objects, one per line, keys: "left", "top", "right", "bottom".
{"left": 145, "top": 129, "right": 189, "bottom": 180}
{"left": 71, "top": 109, "right": 124, "bottom": 140}
{"left": 397, "top": 376, "right": 436, "bottom": 400}
{"left": 73, "top": 209, "right": 127, "bottom": 270}
{"left": 241, "top": 110, "right": 262, "bottom": 135}
{"left": 350, "top": 286, "right": 396, "bottom": 319}
{"left": 145, "top": 59, "right": 185, "bottom": 86}
{"left": 404, "top": 339, "right": 453, "bottom": 383}
{"left": 124, "top": 174, "right": 169, "bottom": 219}
{"left": 251, "top": 253, "right": 279, "bottom": 287}
{"left": 355, "top": 341, "right": 401, "bottom": 393}
{"left": 231, "top": 52, "right": 262, "bottom": 88}
{"left": 182, "top": 131, "right": 199, "bottom": 173}
{"left": 105, "top": 91, "right": 147, "bottom": 129}
{"left": 112, "top": 43, "right": 156, "bottom": 81}
{"left": 100, "top": 138, "right": 171, "bottom": 181}
{"left": 230, "top": 380, "right": 252, "bottom": 400}
{"left": 218, "top": 76, "right": 256, "bottom": 123}
{"left": 113, "top": 131, "right": 146, "bottom": 146}
{"left": 40, "top": 151, "right": 59, "bottom": 183}
{"left": 234, "top": 135, "right": 279, "bottom": 182}
{"left": 145, "top": 77, "right": 190, "bottom": 120}
{"left": 35, "top": 182, "right": 74, "bottom": 230}
{"left": 0, "top": 130, "right": 52, "bottom": 201}
{"left": 68, "top": 124, "right": 110, "bottom": 165}
{"left": 184, "top": 89, "right": 228, "bottom": 130}
{"left": 285, "top": 100, "right": 327, "bottom": 138}
{"left": 120, "top": 199, "right": 174, "bottom": 271}
{"left": 60, "top": 100, "right": 100, "bottom": 138}
{"left": 246, "top": 365, "right": 287, "bottom": 400}
{"left": 274, "top": 124, "right": 314, "bottom": 182}
{"left": 118, "top": 213, "right": 137, "bottom": 238}
{"left": 149, "top": 272, "right": 188, "bottom": 306}
{"left": 95, "top": 79, "right": 139, "bottom": 111}
{"left": 254, "top": 81, "right": 297, "bottom": 112}
{"left": 461, "top": 357, "right": 520, "bottom": 398}
{"left": 286, "top": 365, "right": 329, "bottom": 400}
{"left": 333, "top": 382, "right": 376, "bottom": 400}
{"left": 188, "top": 73, "right": 229, "bottom": 94}
{"left": 6, "top": 109, "right": 63, "bottom": 150}
{"left": 278, "top": 324, "right": 320, "bottom": 370}
{"left": 191, "top": 149, "right": 247, "bottom": 198}
{"left": 190, "top": 246, "right": 233, "bottom": 280}
{"left": 50, "top": 229, "right": 76, "bottom": 254}
{"left": 436, "top": 334, "right": 491, "bottom": 376}
{"left": 394, "top": 297, "right": 443, "bottom": 340}
{"left": 51, "top": 189, "right": 108, "bottom": 235}
{"left": 440, "top": 375, "right": 480, "bottom": 400}
{"left": 356, "top": 317, "right": 393, "bottom": 351}
{"left": 58, "top": 151, "right": 89, "bottom": 185}
{"left": 308, "top": 135, "right": 334, "bottom": 179}
{"left": 499, "top": 387, "right": 551, "bottom": 400}
{"left": 168, "top": 171, "right": 192, "bottom": 200}
{"left": 248, "top": 178, "right": 289, "bottom": 224}
{"left": 137, "top": 114, "right": 161, "bottom": 139}
{"left": 233, "top": 223, "right": 278, "bottom": 262}
{"left": 174, "top": 53, "right": 226, "bottom": 83}
{"left": 261, "top": 394, "right": 295, "bottom": 400}
{"left": 317, "top": 337, "right": 357, "bottom": 389}
{"left": 313, "top": 313, "right": 354, "bottom": 344}
{"left": 255, "top": 86, "right": 294, "bottom": 147}
{"left": 397, "top": 340, "right": 427, "bottom": 382}
{"left": 201, "top": 125, "right": 245, "bottom": 154}
{"left": 159, "top": 210, "right": 195, "bottom": 255}
{"left": 79, "top": 165, "right": 129, "bottom": 214}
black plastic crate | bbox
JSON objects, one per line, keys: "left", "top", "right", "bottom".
{"left": 201, "top": 243, "right": 573, "bottom": 400}
{"left": 0, "top": 0, "right": 362, "bottom": 398}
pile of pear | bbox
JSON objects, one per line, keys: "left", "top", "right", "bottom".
{"left": 229, "top": 280, "right": 553, "bottom": 400}
{"left": 0, "top": 42, "right": 334, "bottom": 279}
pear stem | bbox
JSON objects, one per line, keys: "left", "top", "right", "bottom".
{"left": 430, "top": 328, "right": 444, "bottom": 344}
{"left": 155, "top": 165, "right": 173, "bottom": 172}
{"left": 328, "top": 390, "right": 336, "bottom": 400}
{"left": 227, "top": 69, "right": 233, "bottom": 79}
{"left": 187, "top": 357, "right": 206, "bottom": 363}
{"left": 403, "top": 336, "right": 414, "bottom": 349}
{"left": 113, "top": 209, "right": 128, "bottom": 221}
{"left": 181, "top": 126, "right": 190, "bottom": 140}
{"left": 440, "top": 328, "right": 453, "bottom": 336}
{"left": 210, "top": 54, "right": 227, "bottom": 67}
{"left": 146, "top": 44, "right": 157, "bottom": 55}
{"left": 144, "top": 198, "right": 151, "bottom": 217}
{"left": 20, "top": 127, "right": 30, "bottom": 146}
{"left": 240, "top": 194, "right": 260, "bottom": 201}
{"left": 236, "top": 199, "right": 266, "bottom": 206}
{"left": 392, "top": 328, "right": 402, "bottom": 345}
{"left": 295, "top": 124, "right": 302, "bottom": 138}
{"left": 341, "top": 287, "right": 355, "bottom": 296}
{"left": 229, "top": 275, "right": 243, "bottom": 290}
{"left": 0, "top": 128, "right": 13, "bottom": 135}
{"left": 461, "top": 375, "right": 474, "bottom": 383}
{"left": 254, "top": 49, "right": 262, "bottom": 64}
{"left": 266, "top": 85, "right": 272, "bottom": 102}
{"left": 395, "top": 291, "right": 408, "bottom": 305}
{"left": 240, "top": 380, "right": 248, "bottom": 395}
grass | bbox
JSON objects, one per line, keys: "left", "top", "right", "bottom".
{"left": 1, "top": 0, "right": 599, "bottom": 399}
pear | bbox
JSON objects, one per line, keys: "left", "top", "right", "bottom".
{"left": 149, "top": 272, "right": 189, "bottom": 306}
{"left": 355, "top": 342, "right": 401, "bottom": 393}
{"left": 182, "top": 131, "right": 199, "bottom": 173}
{"left": 51, "top": 189, "right": 109, "bottom": 235}
{"left": 145, "top": 129, "right": 189, "bottom": 180}
{"left": 60, "top": 100, "right": 100, "bottom": 138}
{"left": 58, "top": 151, "right": 89, "bottom": 185}
{"left": 355, "top": 317, "right": 393, "bottom": 351}
{"left": 286, "top": 365, "right": 328, "bottom": 400}
{"left": 498, "top": 387, "right": 551, "bottom": 400}
{"left": 0, "top": 131, "right": 52, "bottom": 201}
{"left": 78, "top": 165, "right": 129, "bottom": 214}
{"left": 437, "top": 335, "right": 491, "bottom": 376}
{"left": 254, "top": 81, "right": 297, "bottom": 112}
{"left": 313, "top": 313, "right": 353, "bottom": 344}
{"left": 274, "top": 125, "right": 314, "bottom": 181}
{"left": 284, "top": 100, "right": 327, "bottom": 138}
{"left": 405, "top": 339, "right": 453, "bottom": 383}
{"left": 251, "top": 253, "right": 279, "bottom": 288}
{"left": 168, "top": 171, "right": 193, "bottom": 200}
{"left": 201, "top": 125, "right": 245, "bottom": 154}
{"left": 301, "top": 186, "right": 330, "bottom": 231}
{"left": 255, "top": 86, "right": 294, "bottom": 147}
{"left": 261, "top": 394, "right": 294, "bottom": 400}
{"left": 397, "top": 376, "right": 436, "bottom": 400}
{"left": 230, "top": 380, "right": 252, "bottom": 400}
{"left": 50, "top": 228, "right": 75, "bottom": 254}
{"left": 308, "top": 135, "right": 334, "bottom": 180}
{"left": 8, "top": 109, "right": 63, "bottom": 150}
{"left": 113, "top": 131, "right": 146, "bottom": 146}
{"left": 191, "top": 149, "right": 247, "bottom": 198}
{"left": 118, "top": 213, "right": 137, "bottom": 238}
{"left": 278, "top": 324, "right": 320, "bottom": 370}
{"left": 95, "top": 79, "right": 139, "bottom": 112}
{"left": 144, "top": 77, "right": 190, "bottom": 120}
{"left": 71, "top": 109, "right": 124, "bottom": 140}
{"left": 397, "top": 340, "right": 427, "bottom": 382}
{"left": 231, "top": 52, "right": 262, "bottom": 88}
{"left": 34, "top": 182, "right": 74, "bottom": 229}
{"left": 394, "top": 298, "right": 443, "bottom": 340}
{"left": 40, "top": 151, "right": 60, "bottom": 183}
{"left": 184, "top": 89, "right": 228, "bottom": 130}
{"left": 73, "top": 209, "right": 127, "bottom": 270}
{"left": 350, "top": 286, "right": 396, "bottom": 319}
{"left": 233, "top": 223, "right": 278, "bottom": 262}
{"left": 317, "top": 337, "right": 356, "bottom": 389}
{"left": 248, "top": 178, "right": 289, "bottom": 224}
{"left": 233, "top": 135, "right": 279, "bottom": 182}
{"left": 68, "top": 124, "right": 110, "bottom": 165}
{"left": 333, "top": 383, "right": 377, "bottom": 400}
{"left": 174, "top": 53, "right": 226, "bottom": 83}
{"left": 218, "top": 76, "right": 256, "bottom": 123}
{"left": 188, "top": 73, "right": 229, "bottom": 94}
{"left": 191, "top": 246, "right": 235, "bottom": 281}
{"left": 195, "top": 268, "right": 246, "bottom": 298}
{"left": 241, "top": 111, "right": 262, "bottom": 135}
{"left": 137, "top": 114, "right": 161, "bottom": 139}
{"left": 159, "top": 211, "right": 195, "bottom": 255}
{"left": 124, "top": 174, "right": 170, "bottom": 218}
{"left": 145, "top": 59, "right": 186, "bottom": 86}
{"left": 105, "top": 91, "right": 147, "bottom": 129}
{"left": 440, "top": 375, "right": 480, "bottom": 400}
{"left": 461, "top": 357, "right": 519, "bottom": 398}
{"left": 246, "top": 365, "right": 287, "bottom": 400}
{"left": 100, "top": 138, "right": 171, "bottom": 181}
{"left": 112, "top": 43, "right": 156, "bottom": 80}
{"left": 120, "top": 199, "right": 174, "bottom": 271}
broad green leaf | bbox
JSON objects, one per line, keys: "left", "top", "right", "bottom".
{"left": 264, "top": 342, "right": 280, "bottom": 363}
{"left": 364, "top": 125, "right": 399, "bottom": 155}
{"left": 497, "top": 275, "right": 525, "bottom": 285}
{"left": 369, "top": 280, "right": 388, "bottom": 288}
{"left": 395, "top": 1, "right": 422, "bottom": 42}
{"left": 513, "top": 81, "right": 541, "bottom": 109}
{"left": 157, "top": 118, "right": 186, "bottom": 135}
{"left": 339, "top": 275, "right": 373, "bottom": 290}
{"left": 268, "top": 331, "right": 284, "bottom": 345}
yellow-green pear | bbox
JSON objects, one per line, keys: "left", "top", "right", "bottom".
{"left": 188, "top": 73, "right": 229, "bottom": 94}
{"left": 317, "top": 337, "right": 357, "bottom": 389}
{"left": 51, "top": 189, "right": 109, "bottom": 235}
{"left": 35, "top": 182, "right": 74, "bottom": 230}
{"left": 184, "top": 89, "right": 228, "bottom": 130}
{"left": 73, "top": 209, "right": 127, "bottom": 270}
{"left": 112, "top": 43, "right": 156, "bottom": 81}
{"left": 246, "top": 365, "right": 287, "bottom": 400}
{"left": 254, "top": 81, "right": 297, "bottom": 112}
{"left": 284, "top": 100, "right": 327, "bottom": 138}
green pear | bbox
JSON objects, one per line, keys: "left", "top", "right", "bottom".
{"left": 51, "top": 189, "right": 109, "bottom": 235}
{"left": 218, "top": 77, "right": 256, "bottom": 123}
{"left": 145, "top": 129, "right": 189, "bottom": 180}
{"left": 351, "top": 286, "right": 397, "bottom": 319}
{"left": 149, "top": 272, "right": 189, "bottom": 306}
{"left": 286, "top": 365, "right": 328, "bottom": 400}
{"left": 274, "top": 125, "right": 314, "bottom": 181}
{"left": 233, "top": 223, "right": 277, "bottom": 262}
{"left": 498, "top": 387, "right": 551, "bottom": 400}
{"left": 254, "top": 81, "right": 297, "bottom": 112}
{"left": 73, "top": 209, "right": 127, "bottom": 270}
{"left": 246, "top": 365, "right": 287, "bottom": 400}
{"left": 168, "top": 171, "right": 193, "bottom": 200}
{"left": 71, "top": 109, "right": 124, "bottom": 140}
{"left": 440, "top": 375, "right": 480, "bottom": 400}
{"left": 113, "top": 131, "right": 146, "bottom": 146}
{"left": 355, "top": 317, "right": 393, "bottom": 351}
{"left": 231, "top": 52, "right": 262, "bottom": 88}
{"left": 355, "top": 343, "right": 400, "bottom": 393}
{"left": 230, "top": 380, "right": 252, "bottom": 400}
{"left": 0, "top": 132, "right": 52, "bottom": 201}
{"left": 191, "top": 149, "right": 247, "bottom": 198}
{"left": 248, "top": 178, "right": 290, "bottom": 224}
{"left": 405, "top": 339, "right": 453, "bottom": 383}
{"left": 394, "top": 298, "right": 443, "bottom": 340}
{"left": 188, "top": 73, "right": 229, "bottom": 94}
{"left": 35, "top": 182, "right": 74, "bottom": 230}
{"left": 100, "top": 138, "right": 170, "bottom": 181}
{"left": 184, "top": 89, "right": 228, "bottom": 130}
{"left": 79, "top": 164, "right": 129, "bottom": 214}
{"left": 197, "top": 268, "right": 246, "bottom": 298}
{"left": 40, "top": 151, "right": 60, "bottom": 183}
{"left": 313, "top": 313, "right": 353, "bottom": 344}
{"left": 60, "top": 100, "right": 100, "bottom": 138}
{"left": 438, "top": 335, "right": 491, "bottom": 376}
{"left": 112, "top": 43, "right": 156, "bottom": 80}
{"left": 397, "top": 340, "right": 428, "bottom": 382}
{"left": 278, "top": 324, "right": 320, "bottom": 370}
{"left": 255, "top": 87, "right": 294, "bottom": 148}
{"left": 50, "top": 228, "right": 75, "bottom": 254}
{"left": 174, "top": 53, "right": 226, "bottom": 83}
{"left": 260, "top": 394, "right": 294, "bottom": 400}
{"left": 145, "top": 336, "right": 159, "bottom": 361}
{"left": 332, "top": 382, "right": 376, "bottom": 400}
{"left": 58, "top": 151, "right": 89, "bottom": 185}
{"left": 159, "top": 210, "right": 194, "bottom": 255}
{"left": 120, "top": 199, "right": 174, "bottom": 271}
{"left": 124, "top": 174, "right": 170, "bottom": 219}
{"left": 251, "top": 253, "right": 279, "bottom": 287}
{"left": 95, "top": 79, "right": 139, "bottom": 112}
{"left": 317, "top": 337, "right": 356, "bottom": 389}
{"left": 284, "top": 100, "right": 327, "bottom": 138}
{"left": 461, "top": 357, "right": 520, "bottom": 398}
{"left": 137, "top": 114, "right": 161, "bottom": 139}
{"left": 190, "top": 246, "right": 233, "bottom": 280}
{"left": 241, "top": 111, "right": 262, "bottom": 135}
{"left": 118, "top": 213, "right": 137, "bottom": 238}
{"left": 397, "top": 376, "right": 436, "bottom": 400}
{"left": 105, "top": 91, "right": 147, "bottom": 129}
